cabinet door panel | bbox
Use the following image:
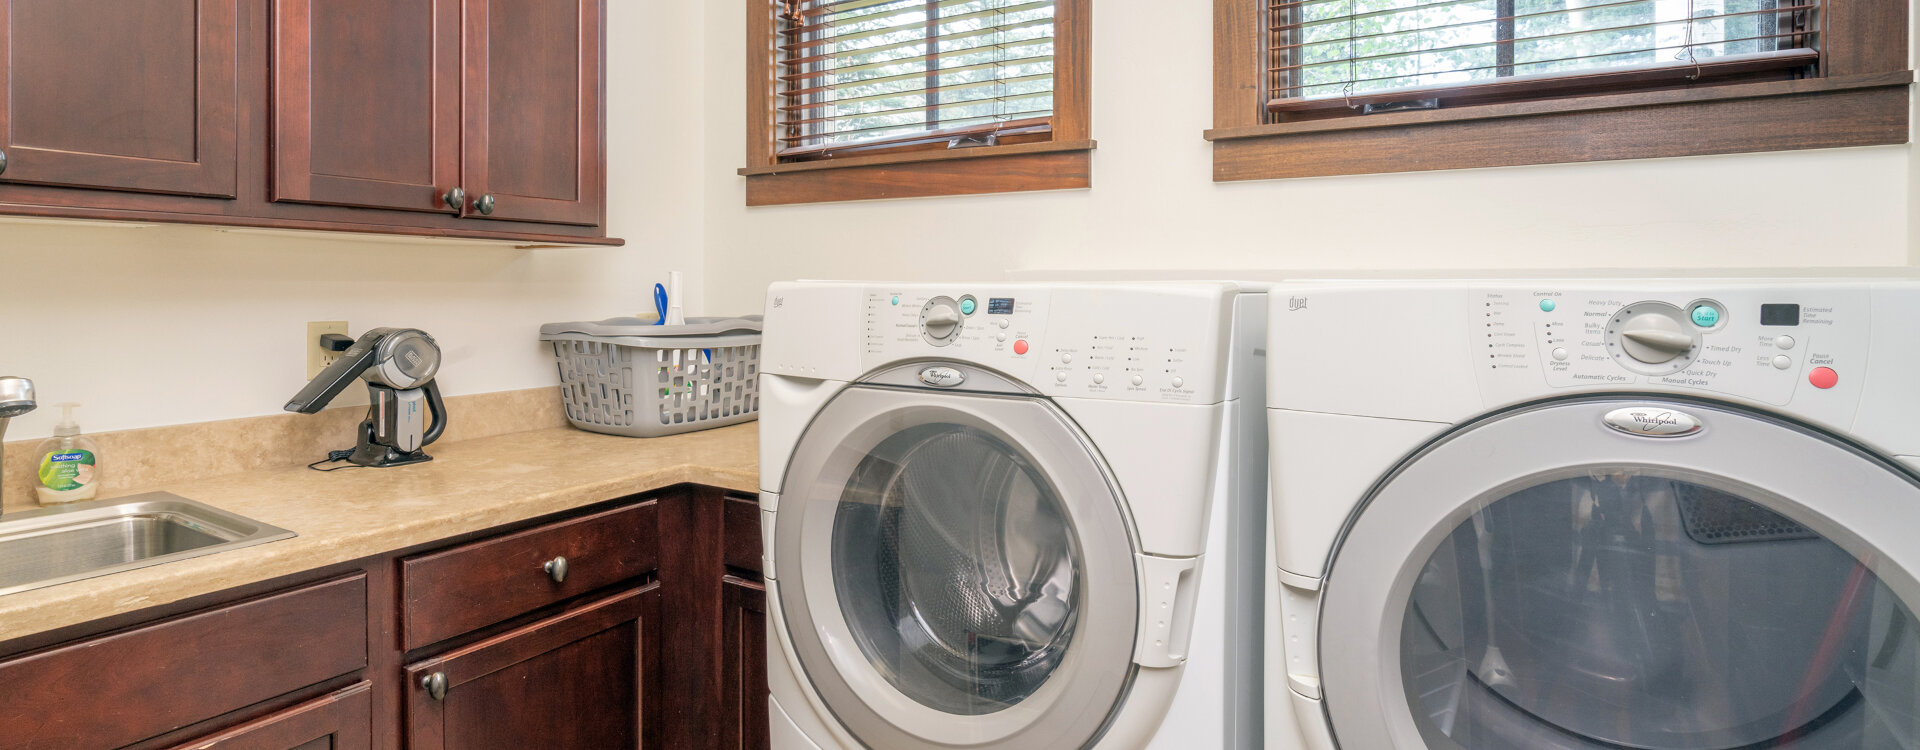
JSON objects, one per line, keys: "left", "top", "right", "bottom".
{"left": 271, "top": 0, "right": 459, "bottom": 212}
{"left": 461, "top": 0, "right": 603, "bottom": 226}
{"left": 0, "top": 0, "right": 237, "bottom": 197}
{"left": 163, "top": 682, "right": 371, "bottom": 750}
{"left": 404, "top": 583, "right": 659, "bottom": 750}
{"left": 721, "top": 577, "right": 770, "bottom": 750}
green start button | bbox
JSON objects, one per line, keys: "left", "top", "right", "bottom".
{"left": 1691, "top": 304, "right": 1721, "bottom": 327}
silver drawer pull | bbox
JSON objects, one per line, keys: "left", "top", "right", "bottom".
{"left": 421, "top": 671, "right": 448, "bottom": 700}
{"left": 543, "top": 556, "right": 569, "bottom": 583}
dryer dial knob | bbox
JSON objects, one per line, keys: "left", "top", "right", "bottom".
{"left": 920, "top": 297, "right": 964, "bottom": 346}
{"left": 1604, "top": 301, "right": 1701, "bottom": 375}
{"left": 1620, "top": 316, "right": 1693, "bottom": 364}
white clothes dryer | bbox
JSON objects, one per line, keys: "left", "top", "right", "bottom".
{"left": 1267, "top": 278, "right": 1920, "bottom": 750}
{"left": 758, "top": 281, "right": 1267, "bottom": 750}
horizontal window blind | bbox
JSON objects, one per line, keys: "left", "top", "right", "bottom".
{"left": 1267, "top": 0, "right": 1819, "bottom": 111}
{"left": 776, "top": 0, "right": 1056, "bottom": 157}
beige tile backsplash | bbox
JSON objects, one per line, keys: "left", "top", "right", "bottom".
{"left": 1, "top": 387, "right": 567, "bottom": 513}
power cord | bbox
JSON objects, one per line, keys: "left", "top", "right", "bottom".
{"left": 307, "top": 449, "right": 360, "bottom": 472}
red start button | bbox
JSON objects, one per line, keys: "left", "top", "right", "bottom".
{"left": 1809, "top": 366, "right": 1839, "bottom": 389}
{"left": 1013, "top": 339, "right": 1029, "bottom": 355}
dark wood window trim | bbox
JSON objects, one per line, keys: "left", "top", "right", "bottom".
{"left": 742, "top": 0, "right": 1093, "bottom": 206}
{"left": 1208, "top": 0, "right": 1911, "bottom": 180}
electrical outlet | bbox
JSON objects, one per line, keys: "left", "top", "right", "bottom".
{"left": 307, "top": 321, "right": 349, "bottom": 379}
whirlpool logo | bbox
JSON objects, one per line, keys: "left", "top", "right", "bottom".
{"left": 1602, "top": 407, "right": 1703, "bottom": 438}
{"left": 918, "top": 366, "right": 966, "bottom": 388}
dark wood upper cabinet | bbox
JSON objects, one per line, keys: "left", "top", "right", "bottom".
{"left": 0, "top": 0, "right": 615, "bottom": 244}
{"left": 0, "top": 0, "right": 239, "bottom": 198}
{"left": 460, "top": 0, "right": 604, "bottom": 227}
{"left": 403, "top": 583, "right": 660, "bottom": 750}
{"left": 271, "top": 0, "right": 459, "bottom": 213}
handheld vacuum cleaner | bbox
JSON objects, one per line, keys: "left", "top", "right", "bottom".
{"left": 285, "top": 327, "right": 447, "bottom": 468}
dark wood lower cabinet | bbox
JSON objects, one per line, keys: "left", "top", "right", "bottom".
{"left": 0, "top": 575, "right": 367, "bottom": 750}
{"left": 403, "top": 583, "right": 661, "bottom": 750}
{"left": 0, "top": 485, "right": 762, "bottom": 750}
{"left": 721, "top": 576, "right": 770, "bottom": 750}
{"left": 165, "top": 681, "right": 372, "bottom": 750}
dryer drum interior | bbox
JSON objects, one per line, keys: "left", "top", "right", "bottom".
{"left": 1400, "top": 470, "right": 1920, "bottom": 750}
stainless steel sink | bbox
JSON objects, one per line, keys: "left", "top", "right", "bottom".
{"left": 0, "top": 492, "right": 295, "bottom": 596}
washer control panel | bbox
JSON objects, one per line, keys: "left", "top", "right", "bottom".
{"left": 1474, "top": 286, "right": 1869, "bottom": 406}
{"left": 859, "top": 284, "right": 1236, "bottom": 404}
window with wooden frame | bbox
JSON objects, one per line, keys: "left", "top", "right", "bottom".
{"left": 741, "top": 0, "right": 1093, "bottom": 206}
{"left": 1207, "top": 0, "right": 1910, "bottom": 179}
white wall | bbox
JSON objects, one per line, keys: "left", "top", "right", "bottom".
{"left": 0, "top": 0, "right": 708, "bottom": 440}
{"left": 700, "top": 1, "right": 1919, "bottom": 314}
{"left": 3, "top": 1, "right": 1911, "bottom": 439}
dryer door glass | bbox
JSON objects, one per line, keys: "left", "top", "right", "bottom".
{"left": 1401, "top": 470, "right": 1920, "bottom": 750}
{"left": 832, "top": 422, "right": 1080, "bottom": 715}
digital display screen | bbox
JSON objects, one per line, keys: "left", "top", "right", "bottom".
{"left": 988, "top": 298, "right": 1015, "bottom": 315}
{"left": 1760, "top": 304, "right": 1801, "bottom": 326}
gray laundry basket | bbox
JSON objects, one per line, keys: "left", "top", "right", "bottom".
{"left": 539, "top": 316, "right": 763, "bottom": 437}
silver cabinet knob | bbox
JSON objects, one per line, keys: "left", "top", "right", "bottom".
{"left": 544, "top": 556, "right": 569, "bottom": 583}
{"left": 0, "top": 149, "right": 9, "bottom": 176}
{"left": 421, "top": 671, "right": 448, "bottom": 700}
{"left": 442, "top": 186, "right": 465, "bottom": 211}
{"left": 475, "top": 193, "right": 496, "bottom": 215}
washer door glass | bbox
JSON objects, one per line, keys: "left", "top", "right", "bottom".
{"left": 1402, "top": 469, "right": 1920, "bottom": 750}
{"left": 773, "top": 386, "right": 1139, "bottom": 749}
{"left": 1315, "top": 398, "right": 1920, "bottom": 750}
{"left": 832, "top": 422, "right": 1080, "bottom": 715}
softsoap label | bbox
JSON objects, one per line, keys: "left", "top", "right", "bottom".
{"left": 38, "top": 450, "right": 96, "bottom": 491}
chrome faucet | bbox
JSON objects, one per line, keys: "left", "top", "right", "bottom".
{"left": 0, "top": 377, "right": 37, "bottom": 513}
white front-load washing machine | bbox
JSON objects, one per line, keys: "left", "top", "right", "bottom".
{"left": 758, "top": 281, "right": 1267, "bottom": 749}
{"left": 1267, "top": 278, "right": 1920, "bottom": 750}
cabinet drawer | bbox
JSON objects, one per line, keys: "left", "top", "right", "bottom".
{"left": 0, "top": 575, "right": 367, "bottom": 750}
{"left": 401, "top": 500, "right": 657, "bottom": 649}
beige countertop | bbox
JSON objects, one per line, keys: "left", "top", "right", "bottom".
{"left": 0, "top": 423, "right": 759, "bottom": 644}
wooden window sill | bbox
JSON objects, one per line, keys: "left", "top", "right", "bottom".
{"left": 1205, "top": 72, "right": 1912, "bottom": 181}
{"left": 738, "top": 140, "right": 1096, "bottom": 206}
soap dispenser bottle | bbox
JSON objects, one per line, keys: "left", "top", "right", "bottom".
{"left": 34, "top": 403, "right": 100, "bottom": 504}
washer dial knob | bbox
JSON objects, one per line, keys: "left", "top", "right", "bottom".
{"left": 920, "top": 296, "right": 964, "bottom": 346}
{"left": 1605, "top": 302, "right": 1700, "bottom": 375}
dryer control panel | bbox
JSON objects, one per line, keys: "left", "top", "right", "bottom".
{"left": 851, "top": 283, "right": 1240, "bottom": 405}
{"left": 1473, "top": 286, "right": 1871, "bottom": 409}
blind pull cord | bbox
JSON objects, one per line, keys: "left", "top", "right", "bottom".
{"left": 1681, "top": 0, "right": 1703, "bottom": 80}
{"left": 952, "top": 3, "right": 1011, "bottom": 149}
